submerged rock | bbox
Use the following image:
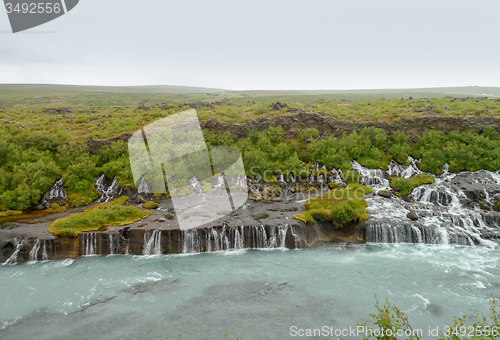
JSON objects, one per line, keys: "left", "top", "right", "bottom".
{"left": 407, "top": 210, "right": 419, "bottom": 221}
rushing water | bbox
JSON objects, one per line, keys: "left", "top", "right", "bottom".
{"left": 0, "top": 243, "right": 499, "bottom": 340}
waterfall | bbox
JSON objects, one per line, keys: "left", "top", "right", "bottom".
{"left": 3, "top": 238, "right": 24, "bottom": 265}
{"left": 29, "top": 239, "right": 40, "bottom": 262}
{"left": 82, "top": 232, "right": 97, "bottom": 256}
{"left": 214, "top": 175, "right": 225, "bottom": 189}
{"left": 180, "top": 224, "right": 293, "bottom": 254}
{"left": 328, "top": 168, "right": 345, "bottom": 184}
{"left": 188, "top": 176, "right": 202, "bottom": 192}
{"left": 234, "top": 226, "right": 244, "bottom": 250}
{"left": 290, "top": 226, "right": 301, "bottom": 249}
{"left": 365, "top": 223, "right": 472, "bottom": 245}
{"left": 249, "top": 225, "right": 289, "bottom": 249}
{"left": 143, "top": 230, "right": 162, "bottom": 255}
{"left": 387, "top": 157, "right": 422, "bottom": 178}
{"left": 352, "top": 161, "right": 390, "bottom": 191}
{"left": 136, "top": 176, "right": 150, "bottom": 194}
{"left": 182, "top": 229, "right": 201, "bottom": 254}
{"left": 357, "top": 159, "right": 500, "bottom": 246}
{"left": 94, "top": 174, "right": 119, "bottom": 203}
{"left": 108, "top": 234, "right": 116, "bottom": 255}
{"left": 38, "top": 178, "right": 67, "bottom": 209}
{"left": 42, "top": 241, "right": 48, "bottom": 261}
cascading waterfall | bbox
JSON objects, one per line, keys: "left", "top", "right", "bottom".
{"left": 182, "top": 229, "right": 201, "bottom": 254}
{"left": 37, "top": 178, "right": 67, "bottom": 209}
{"left": 234, "top": 226, "right": 244, "bottom": 249}
{"left": 143, "top": 230, "right": 162, "bottom": 255}
{"left": 29, "top": 239, "right": 40, "bottom": 262}
{"left": 82, "top": 233, "right": 97, "bottom": 256}
{"left": 42, "top": 241, "right": 48, "bottom": 261}
{"left": 360, "top": 160, "right": 500, "bottom": 246}
{"left": 387, "top": 157, "right": 422, "bottom": 178}
{"left": 182, "top": 224, "right": 295, "bottom": 254}
{"left": 290, "top": 227, "right": 302, "bottom": 249}
{"left": 94, "top": 174, "right": 120, "bottom": 203}
{"left": 3, "top": 238, "right": 24, "bottom": 265}
{"left": 136, "top": 176, "right": 150, "bottom": 193}
{"left": 108, "top": 234, "right": 116, "bottom": 255}
{"left": 352, "top": 160, "right": 390, "bottom": 192}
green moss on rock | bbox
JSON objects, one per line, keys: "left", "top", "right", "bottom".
{"left": 48, "top": 196, "right": 151, "bottom": 238}
{"left": 293, "top": 183, "right": 373, "bottom": 227}
{"left": 390, "top": 174, "right": 435, "bottom": 195}
{"left": 142, "top": 201, "right": 160, "bottom": 209}
{"left": 0, "top": 210, "right": 23, "bottom": 217}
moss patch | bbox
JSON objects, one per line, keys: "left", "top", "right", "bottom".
{"left": 293, "top": 212, "right": 315, "bottom": 224}
{"left": 142, "top": 201, "right": 160, "bottom": 209}
{"left": 48, "top": 196, "right": 151, "bottom": 238}
{"left": 46, "top": 205, "right": 67, "bottom": 213}
{"left": 0, "top": 210, "right": 23, "bottom": 217}
{"left": 390, "top": 174, "right": 435, "bottom": 195}
{"left": 293, "top": 183, "right": 373, "bottom": 227}
{"left": 67, "top": 190, "right": 102, "bottom": 207}
{"left": 164, "top": 213, "right": 175, "bottom": 220}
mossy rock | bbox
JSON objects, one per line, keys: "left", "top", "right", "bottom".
{"left": 294, "top": 183, "right": 373, "bottom": 228}
{"left": 202, "top": 182, "right": 212, "bottom": 193}
{"left": 390, "top": 174, "right": 435, "bottom": 195}
{"left": 46, "top": 204, "right": 67, "bottom": 214}
{"left": 0, "top": 210, "right": 23, "bottom": 217}
{"left": 48, "top": 196, "right": 152, "bottom": 238}
{"left": 255, "top": 214, "right": 269, "bottom": 221}
{"left": 142, "top": 201, "right": 160, "bottom": 209}
{"left": 178, "top": 188, "right": 190, "bottom": 197}
{"left": 292, "top": 212, "right": 315, "bottom": 224}
{"left": 164, "top": 213, "right": 175, "bottom": 220}
{"left": 328, "top": 183, "right": 340, "bottom": 189}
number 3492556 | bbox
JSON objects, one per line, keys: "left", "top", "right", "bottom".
{"left": 5, "top": 3, "right": 62, "bottom": 14}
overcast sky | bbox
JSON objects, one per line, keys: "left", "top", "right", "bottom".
{"left": 1, "top": 0, "right": 499, "bottom": 90}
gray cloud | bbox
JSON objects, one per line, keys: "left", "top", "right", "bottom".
{"left": 0, "top": 0, "right": 499, "bottom": 89}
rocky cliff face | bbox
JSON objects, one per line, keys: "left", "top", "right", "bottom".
{"left": 3, "top": 160, "right": 499, "bottom": 265}
{"left": 201, "top": 112, "right": 500, "bottom": 142}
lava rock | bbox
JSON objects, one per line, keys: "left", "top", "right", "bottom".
{"left": 377, "top": 190, "right": 392, "bottom": 198}
{"left": 407, "top": 210, "right": 419, "bottom": 221}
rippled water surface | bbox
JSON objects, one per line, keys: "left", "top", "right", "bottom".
{"left": 1, "top": 243, "right": 499, "bottom": 339}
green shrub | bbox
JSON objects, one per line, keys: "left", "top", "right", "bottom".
{"left": 299, "top": 128, "right": 319, "bottom": 142}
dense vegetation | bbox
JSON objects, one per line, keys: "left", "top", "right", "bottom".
{"left": 293, "top": 183, "right": 373, "bottom": 226}
{"left": 48, "top": 196, "right": 151, "bottom": 237}
{"left": 1, "top": 97, "right": 500, "bottom": 212}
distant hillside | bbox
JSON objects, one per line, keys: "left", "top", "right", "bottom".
{"left": 1, "top": 84, "right": 499, "bottom": 107}
{"left": 0, "top": 84, "right": 227, "bottom": 94}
